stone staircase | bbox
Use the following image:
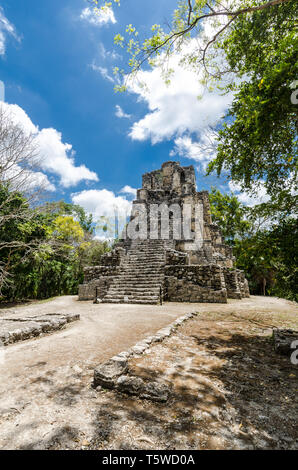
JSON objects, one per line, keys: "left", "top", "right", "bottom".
{"left": 102, "top": 240, "right": 170, "bottom": 304}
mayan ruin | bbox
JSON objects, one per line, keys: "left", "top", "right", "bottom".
{"left": 79, "top": 161, "right": 250, "bottom": 304}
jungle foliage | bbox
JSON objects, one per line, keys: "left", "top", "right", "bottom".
{"left": 0, "top": 187, "right": 110, "bottom": 302}
{"left": 210, "top": 188, "right": 298, "bottom": 301}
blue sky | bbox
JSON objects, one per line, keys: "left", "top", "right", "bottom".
{"left": 0, "top": 0, "right": 267, "bottom": 223}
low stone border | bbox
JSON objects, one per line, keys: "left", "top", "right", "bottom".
{"left": 0, "top": 312, "right": 80, "bottom": 346}
{"left": 93, "top": 311, "right": 197, "bottom": 402}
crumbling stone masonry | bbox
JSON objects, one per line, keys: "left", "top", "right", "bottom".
{"left": 79, "top": 161, "right": 250, "bottom": 304}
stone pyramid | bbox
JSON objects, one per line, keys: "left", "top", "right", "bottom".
{"left": 79, "top": 161, "right": 249, "bottom": 304}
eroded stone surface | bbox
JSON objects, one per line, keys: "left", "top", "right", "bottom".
{"left": 115, "top": 375, "right": 170, "bottom": 402}
{"left": 140, "top": 381, "right": 170, "bottom": 402}
{"left": 116, "top": 375, "right": 144, "bottom": 395}
{"left": 0, "top": 313, "right": 79, "bottom": 346}
{"left": 94, "top": 358, "right": 128, "bottom": 388}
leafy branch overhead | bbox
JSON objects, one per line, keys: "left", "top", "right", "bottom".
{"left": 90, "top": 0, "right": 292, "bottom": 85}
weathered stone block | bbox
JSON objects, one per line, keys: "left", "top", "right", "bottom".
{"left": 140, "top": 381, "right": 170, "bottom": 402}
{"left": 273, "top": 329, "right": 298, "bottom": 356}
{"left": 116, "top": 375, "right": 144, "bottom": 394}
{"left": 94, "top": 358, "right": 128, "bottom": 388}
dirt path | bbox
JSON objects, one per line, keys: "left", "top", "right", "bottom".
{"left": 0, "top": 295, "right": 296, "bottom": 449}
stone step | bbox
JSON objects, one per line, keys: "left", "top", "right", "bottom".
{"left": 126, "top": 258, "right": 164, "bottom": 262}
{"left": 123, "top": 266, "right": 163, "bottom": 270}
{"left": 126, "top": 255, "right": 164, "bottom": 259}
{"left": 128, "top": 250, "right": 167, "bottom": 253}
{"left": 118, "top": 272, "right": 164, "bottom": 276}
{"left": 116, "top": 272, "right": 164, "bottom": 276}
{"left": 116, "top": 271, "right": 164, "bottom": 276}
{"left": 106, "top": 290, "right": 160, "bottom": 296}
{"left": 110, "top": 275, "right": 163, "bottom": 280}
{"left": 128, "top": 246, "right": 166, "bottom": 249}
{"left": 115, "top": 279, "right": 161, "bottom": 282}
{"left": 97, "top": 239, "right": 169, "bottom": 304}
{"left": 129, "top": 246, "right": 165, "bottom": 249}
{"left": 107, "top": 285, "right": 161, "bottom": 291}
{"left": 109, "top": 286, "right": 162, "bottom": 291}
{"left": 124, "top": 258, "right": 164, "bottom": 262}
{"left": 126, "top": 253, "right": 164, "bottom": 256}
{"left": 121, "top": 265, "right": 164, "bottom": 270}
{"left": 130, "top": 245, "right": 168, "bottom": 249}
{"left": 122, "top": 262, "right": 164, "bottom": 266}
{"left": 115, "top": 274, "right": 164, "bottom": 278}
{"left": 113, "top": 275, "right": 164, "bottom": 279}
{"left": 131, "top": 241, "right": 167, "bottom": 245}
{"left": 128, "top": 249, "right": 166, "bottom": 254}
{"left": 127, "top": 255, "right": 164, "bottom": 258}
{"left": 103, "top": 294, "right": 160, "bottom": 301}
{"left": 102, "top": 299, "right": 159, "bottom": 305}
{"left": 112, "top": 276, "right": 163, "bottom": 280}
{"left": 108, "top": 283, "right": 162, "bottom": 289}
{"left": 121, "top": 270, "right": 164, "bottom": 274}
{"left": 103, "top": 295, "right": 160, "bottom": 302}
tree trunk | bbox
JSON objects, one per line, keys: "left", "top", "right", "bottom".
{"left": 263, "top": 277, "right": 267, "bottom": 296}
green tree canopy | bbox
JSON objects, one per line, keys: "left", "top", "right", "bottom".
{"left": 209, "top": 187, "right": 251, "bottom": 244}
{"left": 208, "top": 0, "right": 297, "bottom": 200}
{"left": 0, "top": 185, "right": 110, "bottom": 301}
{"left": 209, "top": 188, "right": 297, "bottom": 300}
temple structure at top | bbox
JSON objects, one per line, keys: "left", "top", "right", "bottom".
{"left": 79, "top": 161, "right": 250, "bottom": 304}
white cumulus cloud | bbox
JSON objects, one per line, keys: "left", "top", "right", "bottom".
{"left": 72, "top": 188, "right": 132, "bottom": 240}
{"left": 35, "top": 128, "right": 98, "bottom": 188}
{"left": 127, "top": 44, "right": 233, "bottom": 146}
{"left": 125, "top": 16, "right": 239, "bottom": 173}
{"left": 90, "top": 62, "right": 115, "bottom": 83}
{"left": 1, "top": 102, "right": 99, "bottom": 188}
{"left": 22, "top": 170, "right": 56, "bottom": 193}
{"left": 72, "top": 189, "right": 132, "bottom": 220}
{"left": 80, "top": 6, "right": 116, "bottom": 27}
{"left": 0, "top": 7, "right": 21, "bottom": 56}
{"left": 170, "top": 130, "right": 218, "bottom": 169}
{"left": 115, "top": 105, "right": 131, "bottom": 119}
{"left": 229, "top": 181, "right": 270, "bottom": 207}
{"left": 119, "top": 185, "right": 137, "bottom": 197}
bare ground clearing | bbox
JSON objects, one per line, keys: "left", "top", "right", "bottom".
{"left": 0, "top": 295, "right": 297, "bottom": 450}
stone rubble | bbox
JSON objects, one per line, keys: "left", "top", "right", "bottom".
{"left": 272, "top": 328, "right": 298, "bottom": 356}
{"left": 93, "top": 311, "right": 197, "bottom": 401}
{"left": 0, "top": 312, "right": 80, "bottom": 346}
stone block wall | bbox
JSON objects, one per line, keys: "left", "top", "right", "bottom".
{"left": 79, "top": 263, "right": 121, "bottom": 301}
{"left": 78, "top": 281, "right": 99, "bottom": 301}
{"left": 82, "top": 266, "right": 120, "bottom": 283}
{"left": 237, "top": 270, "right": 250, "bottom": 298}
{"left": 164, "top": 264, "right": 227, "bottom": 303}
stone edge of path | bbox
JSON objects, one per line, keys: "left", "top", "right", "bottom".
{"left": 93, "top": 311, "right": 198, "bottom": 402}
{"left": 0, "top": 312, "right": 80, "bottom": 346}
